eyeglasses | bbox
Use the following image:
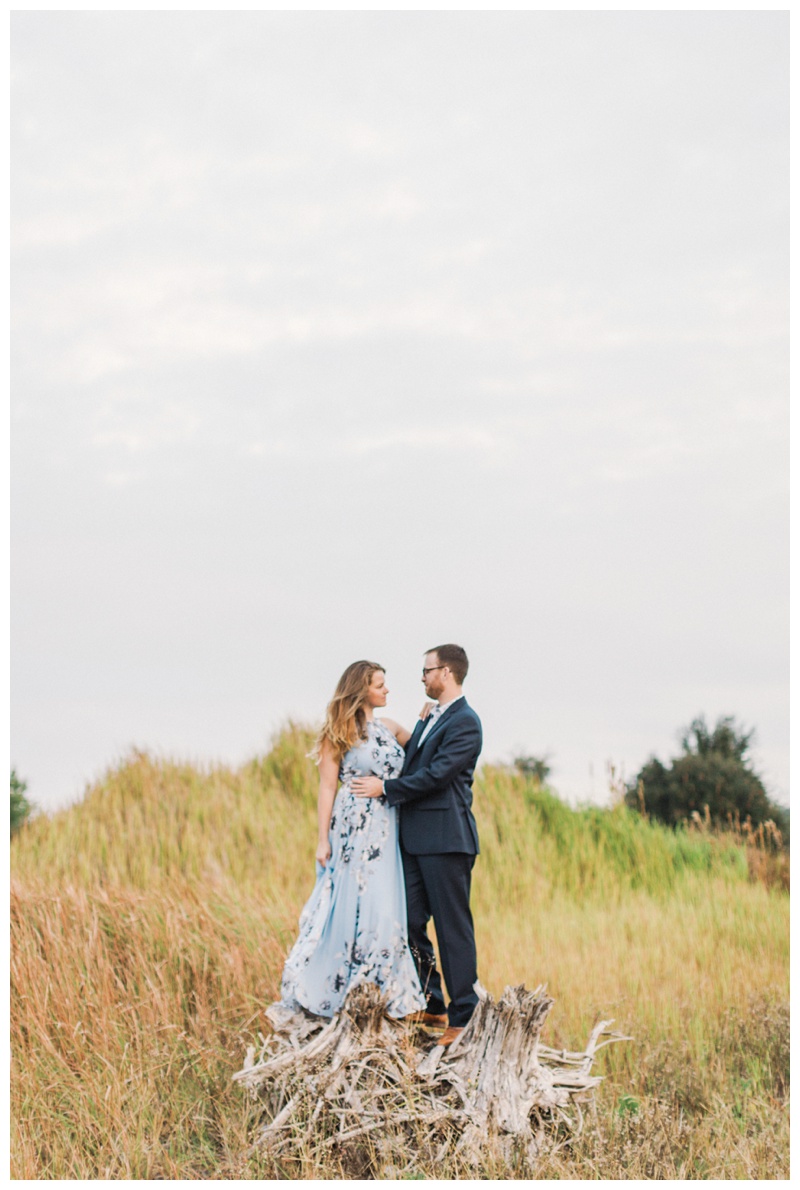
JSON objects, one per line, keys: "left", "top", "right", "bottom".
{"left": 422, "top": 665, "right": 447, "bottom": 677}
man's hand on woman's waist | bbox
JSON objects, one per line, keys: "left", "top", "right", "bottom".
{"left": 351, "top": 776, "right": 384, "bottom": 799}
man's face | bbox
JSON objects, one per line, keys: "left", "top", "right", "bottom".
{"left": 421, "top": 653, "right": 448, "bottom": 700}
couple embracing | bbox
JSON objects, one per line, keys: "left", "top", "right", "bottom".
{"left": 275, "top": 644, "right": 482, "bottom": 1048}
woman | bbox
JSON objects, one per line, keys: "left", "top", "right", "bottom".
{"left": 275, "top": 661, "right": 427, "bottom": 1020}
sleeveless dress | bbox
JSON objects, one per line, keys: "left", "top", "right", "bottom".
{"left": 277, "top": 719, "right": 426, "bottom": 1019}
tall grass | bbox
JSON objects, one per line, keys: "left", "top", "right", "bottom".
{"left": 11, "top": 725, "right": 789, "bottom": 1178}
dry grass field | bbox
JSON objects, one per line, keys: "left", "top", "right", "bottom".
{"left": 10, "top": 725, "right": 789, "bottom": 1178}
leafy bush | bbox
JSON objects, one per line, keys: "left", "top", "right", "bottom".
{"left": 627, "top": 716, "right": 788, "bottom": 841}
{"left": 512, "top": 754, "right": 551, "bottom": 782}
{"left": 11, "top": 770, "right": 33, "bottom": 836}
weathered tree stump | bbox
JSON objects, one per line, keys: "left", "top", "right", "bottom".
{"left": 234, "top": 982, "right": 628, "bottom": 1172}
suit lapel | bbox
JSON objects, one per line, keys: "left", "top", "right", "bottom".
{"left": 403, "top": 717, "right": 426, "bottom": 768}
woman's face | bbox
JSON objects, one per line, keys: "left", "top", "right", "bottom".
{"left": 366, "top": 669, "right": 388, "bottom": 708}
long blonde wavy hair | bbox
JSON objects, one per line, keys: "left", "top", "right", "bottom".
{"left": 314, "top": 660, "right": 384, "bottom": 762}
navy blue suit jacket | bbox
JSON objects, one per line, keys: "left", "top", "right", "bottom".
{"left": 384, "top": 698, "right": 482, "bottom": 856}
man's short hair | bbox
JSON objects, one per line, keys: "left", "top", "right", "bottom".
{"left": 426, "top": 643, "right": 469, "bottom": 685}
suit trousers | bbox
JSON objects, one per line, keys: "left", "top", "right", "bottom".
{"left": 401, "top": 848, "right": 478, "bottom": 1028}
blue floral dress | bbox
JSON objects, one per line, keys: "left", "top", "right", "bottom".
{"left": 278, "top": 719, "right": 426, "bottom": 1019}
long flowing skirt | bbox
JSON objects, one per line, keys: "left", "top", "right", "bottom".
{"left": 279, "top": 784, "right": 425, "bottom": 1018}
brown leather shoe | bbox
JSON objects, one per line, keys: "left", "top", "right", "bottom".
{"left": 404, "top": 1010, "right": 448, "bottom": 1028}
{"left": 439, "top": 1026, "right": 464, "bottom": 1047}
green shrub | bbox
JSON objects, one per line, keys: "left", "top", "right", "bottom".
{"left": 11, "top": 770, "right": 33, "bottom": 836}
{"left": 626, "top": 716, "right": 788, "bottom": 840}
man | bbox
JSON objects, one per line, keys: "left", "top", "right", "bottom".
{"left": 352, "top": 643, "right": 482, "bottom": 1048}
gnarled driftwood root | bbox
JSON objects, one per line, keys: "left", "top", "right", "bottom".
{"left": 234, "top": 982, "right": 628, "bottom": 1173}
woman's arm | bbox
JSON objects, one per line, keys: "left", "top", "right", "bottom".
{"left": 316, "top": 739, "right": 339, "bottom": 867}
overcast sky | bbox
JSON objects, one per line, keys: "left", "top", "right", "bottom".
{"left": 11, "top": 11, "right": 788, "bottom": 813}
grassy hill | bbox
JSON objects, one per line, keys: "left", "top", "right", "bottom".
{"left": 11, "top": 725, "right": 789, "bottom": 1178}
